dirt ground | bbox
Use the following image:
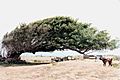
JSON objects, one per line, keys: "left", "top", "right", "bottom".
{"left": 0, "top": 59, "right": 120, "bottom": 80}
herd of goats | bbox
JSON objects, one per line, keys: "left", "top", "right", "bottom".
{"left": 51, "top": 55, "right": 113, "bottom": 66}
{"left": 0, "top": 54, "right": 113, "bottom": 66}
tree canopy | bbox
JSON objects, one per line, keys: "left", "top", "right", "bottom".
{"left": 1, "top": 16, "right": 118, "bottom": 58}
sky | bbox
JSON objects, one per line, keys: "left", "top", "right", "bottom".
{"left": 0, "top": 0, "right": 120, "bottom": 39}
{"left": 0, "top": 0, "right": 120, "bottom": 56}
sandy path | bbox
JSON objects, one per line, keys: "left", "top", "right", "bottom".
{"left": 0, "top": 60, "right": 120, "bottom": 80}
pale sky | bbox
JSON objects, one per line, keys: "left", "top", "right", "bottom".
{"left": 0, "top": 0, "right": 120, "bottom": 40}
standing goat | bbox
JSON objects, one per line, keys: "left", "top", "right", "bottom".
{"left": 99, "top": 56, "right": 112, "bottom": 66}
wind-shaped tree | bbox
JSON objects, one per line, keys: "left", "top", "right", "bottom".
{"left": 2, "top": 16, "right": 118, "bottom": 58}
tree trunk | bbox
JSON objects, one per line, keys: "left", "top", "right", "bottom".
{"left": 6, "top": 52, "right": 22, "bottom": 60}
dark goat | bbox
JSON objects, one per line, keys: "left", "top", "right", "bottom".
{"left": 99, "top": 56, "right": 112, "bottom": 66}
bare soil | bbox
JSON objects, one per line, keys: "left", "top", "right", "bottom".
{"left": 0, "top": 59, "right": 120, "bottom": 80}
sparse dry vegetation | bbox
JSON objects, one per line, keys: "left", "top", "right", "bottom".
{"left": 0, "top": 57, "right": 120, "bottom": 80}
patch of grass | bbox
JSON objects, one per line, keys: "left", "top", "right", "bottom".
{"left": 51, "top": 62, "right": 58, "bottom": 66}
{"left": 112, "top": 63, "right": 120, "bottom": 68}
{"left": 33, "top": 60, "right": 42, "bottom": 63}
{"left": 0, "top": 61, "right": 50, "bottom": 67}
{"left": 112, "top": 56, "right": 119, "bottom": 61}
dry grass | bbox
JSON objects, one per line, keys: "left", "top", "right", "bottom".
{"left": 0, "top": 57, "right": 120, "bottom": 80}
